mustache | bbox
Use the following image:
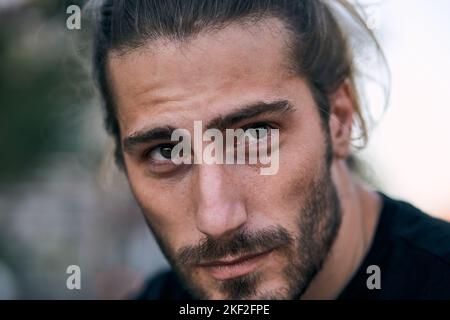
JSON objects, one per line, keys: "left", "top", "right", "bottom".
{"left": 176, "top": 226, "right": 293, "bottom": 266}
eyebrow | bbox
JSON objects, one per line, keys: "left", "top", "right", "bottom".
{"left": 122, "top": 100, "right": 295, "bottom": 154}
{"left": 206, "top": 100, "right": 295, "bottom": 131}
{"left": 123, "top": 127, "right": 175, "bottom": 154}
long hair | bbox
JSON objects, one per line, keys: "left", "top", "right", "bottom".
{"left": 91, "top": 0, "right": 387, "bottom": 169}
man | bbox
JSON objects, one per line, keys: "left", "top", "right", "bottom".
{"left": 92, "top": 0, "right": 450, "bottom": 299}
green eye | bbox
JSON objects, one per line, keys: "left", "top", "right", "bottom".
{"left": 160, "top": 146, "right": 173, "bottom": 159}
{"left": 148, "top": 144, "right": 174, "bottom": 161}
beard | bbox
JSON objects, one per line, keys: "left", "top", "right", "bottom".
{"left": 142, "top": 134, "right": 342, "bottom": 299}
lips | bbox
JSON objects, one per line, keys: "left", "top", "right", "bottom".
{"left": 197, "top": 249, "right": 274, "bottom": 281}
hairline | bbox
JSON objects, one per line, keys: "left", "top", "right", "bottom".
{"left": 101, "top": 10, "right": 342, "bottom": 169}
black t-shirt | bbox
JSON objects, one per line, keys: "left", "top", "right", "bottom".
{"left": 134, "top": 193, "right": 450, "bottom": 300}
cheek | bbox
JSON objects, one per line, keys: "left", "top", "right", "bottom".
{"left": 126, "top": 167, "right": 198, "bottom": 250}
{"left": 242, "top": 127, "right": 327, "bottom": 232}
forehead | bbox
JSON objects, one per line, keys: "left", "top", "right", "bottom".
{"left": 107, "top": 18, "right": 295, "bottom": 136}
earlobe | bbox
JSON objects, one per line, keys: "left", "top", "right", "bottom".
{"left": 328, "top": 81, "right": 354, "bottom": 159}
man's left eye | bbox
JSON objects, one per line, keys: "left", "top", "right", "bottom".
{"left": 147, "top": 144, "right": 174, "bottom": 162}
{"left": 243, "top": 122, "right": 272, "bottom": 140}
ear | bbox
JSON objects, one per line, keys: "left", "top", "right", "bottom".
{"left": 328, "top": 80, "right": 354, "bottom": 160}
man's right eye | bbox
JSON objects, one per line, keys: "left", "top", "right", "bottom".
{"left": 141, "top": 143, "right": 188, "bottom": 176}
{"left": 146, "top": 144, "right": 175, "bottom": 163}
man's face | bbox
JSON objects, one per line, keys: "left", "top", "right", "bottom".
{"left": 108, "top": 19, "right": 342, "bottom": 299}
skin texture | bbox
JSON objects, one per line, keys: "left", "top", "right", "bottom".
{"left": 107, "top": 18, "right": 381, "bottom": 300}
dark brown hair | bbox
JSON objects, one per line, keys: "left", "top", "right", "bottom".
{"left": 92, "top": 0, "right": 384, "bottom": 168}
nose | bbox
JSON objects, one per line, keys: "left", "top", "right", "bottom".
{"left": 194, "top": 164, "right": 247, "bottom": 239}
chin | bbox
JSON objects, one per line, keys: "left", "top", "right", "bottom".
{"left": 207, "top": 276, "right": 294, "bottom": 300}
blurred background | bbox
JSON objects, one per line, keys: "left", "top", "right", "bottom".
{"left": 0, "top": 0, "right": 449, "bottom": 299}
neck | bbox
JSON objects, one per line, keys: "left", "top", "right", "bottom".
{"left": 301, "top": 159, "right": 382, "bottom": 300}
